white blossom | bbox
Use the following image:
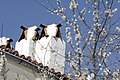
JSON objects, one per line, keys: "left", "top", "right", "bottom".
{"left": 94, "top": 2, "right": 97, "bottom": 5}
{"left": 106, "top": 1, "right": 108, "bottom": 4}
{"left": 62, "top": 15, "right": 67, "bottom": 21}
{"left": 78, "top": 71, "right": 88, "bottom": 80}
{"left": 81, "top": 7, "right": 86, "bottom": 15}
{"left": 76, "top": 42, "right": 79, "bottom": 46}
{"left": 56, "top": 13, "right": 60, "bottom": 15}
{"left": 108, "top": 52, "right": 111, "bottom": 55}
{"left": 90, "top": 73, "right": 95, "bottom": 79}
{"left": 99, "top": 63, "right": 101, "bottom": 67}
{"left": 69, "top": 0, "right": 78, "bottom": 10}
{"left": 112, "top": 70, "right": 120, "bottom": 80}
{"left": 88, "top": 30, "right": 94, "bottom": 42}
{"left": 93, "top": 10, "right": 100, "bottom": 22}
{"left": 80, "top": 16, "right": 85, "bottom": 21}
{"left": 112, "top": 8, "right": 118, "bottom": 13}
{"left": 88, "top": 10, "right": 91, "bottom": 13}
{"left": 90, "top": 38, "right": 96, "bottom": 42}
{"left": 103, "top": 52, "right": 107, "bottom": 57}
{"left": 100, "top": 67, "right": 103, "bottom": 70}
{"left": 45, "top": 0, "right": 120, "bottom": 79}
{"left": 76, "top": 48, "right": 82, "bottom": 54}
{"left": 118, "top": 0, "right": 120, "bottom": 3}
{"left": 85, "top": 0, "right": 90, "bottom": 4}
{"left": 115, "top": 27, "right": 120, "bottom": 32}
{"left": 104, "top": 68, "right": 110, "bottom": 75}
{"left": 105, "top": 9, "right": 113, "bottom": 17}
{"left": 66, "top": 27, "right": 70, "bottom": 32}
{"left": 105, "top": 9, "right": 111, "bottom": 14}
{"left": 53, "top": 10, "right": 58, "bottom": 13}
{"left": 93, "top": 10, "right": 98, "bottom": 16}
{"left": 94, "top": 23, "right": 101, "bottom": 27}
{"left": 67, "top": 36, "right": 72, "bottom": 43}
{"left": 101, "top": 28, "right": 107, "bottom": 35}
{"left": 93, "top": 17, "right": 98, "bottom": 22}
{"left": 109, "top": 38, "right": 113, "bottom": 43}
{"left": 66, "top": 30, "right": 72, "bottom": 44}
{"left": 86, "top": 75, "right": 92, "bottom": 80}
{"left": 75, "top": 31, "right": 80, "bottom": 41}
{"left": 61, "top": 8, "right": 66, "bottom": 12}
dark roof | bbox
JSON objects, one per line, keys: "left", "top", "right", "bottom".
{"left": 0, "top": 47, "right": 71, "bottom": 80}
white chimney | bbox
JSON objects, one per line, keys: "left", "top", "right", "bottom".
{"left": 0, "top": 37, "right": 13, "bottom": 48}
{"left": 15, "top": 25, "right": 38, "bottom": 59}
{"left": 35, "top": 23, "right": 66, "bottom": 74}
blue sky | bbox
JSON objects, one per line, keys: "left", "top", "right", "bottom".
{"left": 0, "top": 0, "right": 120, "bottom": 47}
{"left": 0, "top": 0, "right": 95, "bottom": 47}
{"left": 0, "top": 0, "right": 65, "bottom": 46}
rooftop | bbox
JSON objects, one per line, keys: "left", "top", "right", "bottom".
{"left": 0, "top": 47, "right": 71, "bottom": 80}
